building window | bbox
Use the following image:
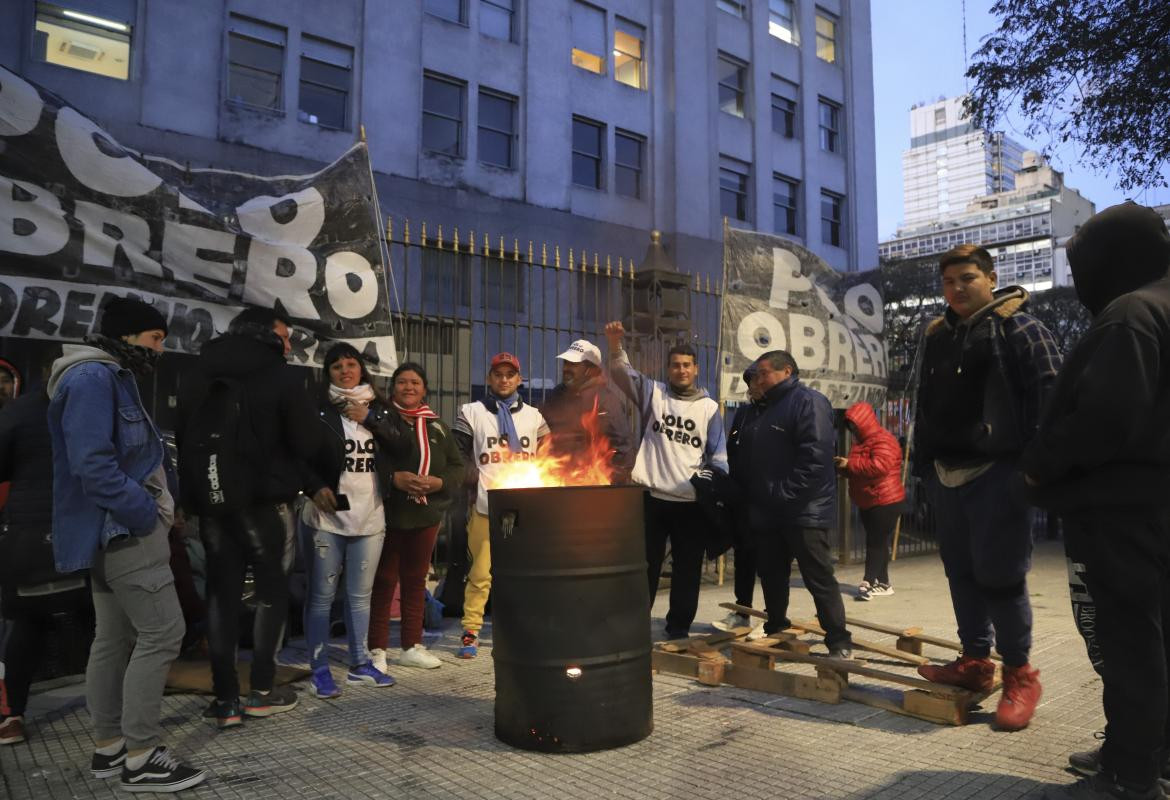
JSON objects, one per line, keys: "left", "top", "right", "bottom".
{"left": 485, "top": 256, "right": 526, "bottom": 314}
{"left": 614, "top": 18, "right": 645, "bottom": 90}
{"left": 717, "top": 0, "right": 746, "bottom": 18}
{"left": 480, "top": 0, "right": 514, "bottom": 41}
{"left": 478, "top": 89, "right": 516, "bottom": 168}
{"left": 572, "top": 116, "right": 604, "bottom": 189}
{"left": 422, "top": 73, "right": 465, "bottom": 156}
{"left": 773, "top": 174, "right": 798, "bottom": 235}
{"left": 934, "top": 107, "right": 946, "bottom": 127}
{"left": 771, "top": 77, "right": 798, "bottom": 139}
{"left": 422, "top": 250, "right": 472, "bottom": 311}
{"left": 718, "top": 55, "right": 746, "bottom": 118}
{"left": 815, "top": 10, "right": 838, "bottom": 63}
{"left": 818, "top": 97, "right": 841, "bottom": 152}
{"left": 425, "top": 0, "right": 466, "bottom": 24}
{"left": 571, "top": 1, "right": 605, "bottom": 74}
{"left": 719, "top": 158, "right": 750, "bottom": 222}
{"left": 226, "top": 16, "right": 285, "bottom": 110}
{"left": 33, "top": 2, "right": 131, "bottom": 80}
{"left": 821, "top": 190, "right": 843, "bottom": 247}
{"left": 298, "top": 36, "right": 351, "bottom": 130}
{"left": 768, "top": 0, "right": 798, "bottom": 44}
{"left": 615, "top": 130, "right": 645, "bottom": 198}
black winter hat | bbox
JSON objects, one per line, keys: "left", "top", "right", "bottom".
{"left": 99, "top": 296, "right": 169, "bottom": 339}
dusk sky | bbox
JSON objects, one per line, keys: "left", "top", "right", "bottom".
{"left": 870, "top": 0, "right": 1170, "bottom": 241}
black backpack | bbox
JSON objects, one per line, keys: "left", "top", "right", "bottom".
{"left": 179, "top": 376, "right": 261, "bottom": 516}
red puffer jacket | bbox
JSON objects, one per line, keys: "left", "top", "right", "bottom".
{"left": 842, "top": 402, "right": 905, "bottom": 510}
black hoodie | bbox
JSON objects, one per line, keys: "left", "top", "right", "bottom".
{"left": 1022, "top": 202, "right": 1170, "bottom": 510}
{"left": 176, "top": 333, "right": 320, "bottom": 506}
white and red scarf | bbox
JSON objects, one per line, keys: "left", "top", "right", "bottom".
{"left": 394, "top": 401, "right": 440, "bottom": 504}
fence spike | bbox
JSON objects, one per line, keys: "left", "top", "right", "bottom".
{"left": 437, "top": 224, "right": 444, "bottom": 249}
{"left": 420, "top": 221, "right": 427, "bottom": 247}
{"left": 498, "top": 235, "right": 505, "bottom": 259}
{"left": 706, "top": 274, "right": 712, "bottom": 293}
{"left": 555, "top": 246, "right": 561, "bottom": 268}
{"left": 606, "top": 255, "right": 612, "bottom": 276}
{"left": 629, "top": 257, "right": 636, "bottom": 279}
{"left": 468, "top": 230, "right": 474, "bottom": 253}
{"left": 617, "top": 256, "right": 624, "bottom": 279}
{"left": 453, "top": 227, "right": 459, "bottom": 251}
{"left": 568, "top": 248, "right": 574, "bottom": 272}
{"left": 403, "top": 218, "right": 411, "bottom": 246}
{"left": 528, "top": 241, "right": 534, "bottom": 264}
{"left": 593, "top": 252, "right": 600, "bottom": 275}
{"left": 514, "top": 239, "right": 520, "bottom": 262}
{"left": 695, "top": 272, "right": 701, "bottom": 290}
{"left": 541, "top": 243, "right": 548, "bottom": 266}
{"left": 483, "top": 232, "right": 489, "bottom": 256}
{"left": 386, "top": 216, "right": 392, "bottom": 243}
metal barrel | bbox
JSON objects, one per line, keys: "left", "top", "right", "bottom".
{"left": 488, "top": 485, "right": 653, "bottom": 752}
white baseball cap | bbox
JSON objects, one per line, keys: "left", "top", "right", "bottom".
{"left": 557, "top": 339, "right": 602, "bottom": 367}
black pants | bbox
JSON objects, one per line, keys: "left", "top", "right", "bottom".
{"left": 755, "top": 526, "right": 851, "bottom": 650}
{"left": 645, "top": 495, "right": 707, "bottom": 639}
{"left": 1064, "top": 508, "right": 1170, "bottom": 791}
{"left": 1, "top": 587, "right": 92, "bottom": 717}
{"left": 733, "top": 540, "right": 758, "bottom": 608}
{"left": 860, "top": 504, "right": 901, "bottom": 585}
{"left": 200, "top": 503, "right": 294, "bottom": 701}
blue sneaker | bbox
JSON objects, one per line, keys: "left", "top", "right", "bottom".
{"left": 310, "top": 667, "right": 341, "bottom": 699}
{"left": 346, "top": 662, "right": 396, "bottom": 687}
{"left": 458, "top": 630, "right": 478, "bottom": 659}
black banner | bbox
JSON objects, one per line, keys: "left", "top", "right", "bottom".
{"left": 0, "top": 65, "right": 396, "bottom": 371}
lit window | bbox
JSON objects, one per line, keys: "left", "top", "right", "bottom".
{"left": 572, "top": 116, "right": 604, "bottom": 189}
{"left": 226, "top": 16, "right": 286, "bottom": 110}
{"left": 717, "top": 0, "right": 746, "bottom": 18}
{"left": 772, "top": 77, "right": 798, "bottom": 138}
{"left": 768, "top": 0, "right": 798, "bottom": 44}
{"left": 821, "top": 190, "right": 843, "bottom": 247}
{"left": 815, "top": 10, "right": 838, "bottom": 63}
{"left": 422, "top": 73, "right": 466, "bottom": 156}
{"left": 773, "top": 174, "right": 798, "bottom": 235}
{"left": 571, "top": 1, "right": 605, "bottom": 74}
{"left": 298, "top": 36, "right": 352, "bottom": 130}
{"left": 720, "top": 158, "right": 750, "bottom": 222}
{"left": 33, "top": 2, "right": 131, "bottom": 80}
{"left": 818, "top": 97, "right": 841, "bottom": 152}
{"left": 478, "top": 89, "right": 517, "bottom": 168}
{"left": 615, "top": 130, "right": 645, "bottom": 198}
{"left": 481, "top": 0, "right": 514, "bottom": 41}
{"left": 614, "top": 18, "right": 645, "bottom": 90}
{"left": 718, "top": 55, "right": 746, "bottom": 118}
{"left": 426, "top": 0, "right": 466, "bottom": 24}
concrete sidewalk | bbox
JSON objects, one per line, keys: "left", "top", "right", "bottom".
{"left": 1, "top": 540, "right": 1103, "bottom": 799}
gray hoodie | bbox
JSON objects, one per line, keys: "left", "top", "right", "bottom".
{"left": 47, "top": 344, "right": 120, "bottom": 400}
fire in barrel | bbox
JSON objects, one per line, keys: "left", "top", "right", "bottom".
{"left": 487, "top": 402, "right": 653, "bottom": 752}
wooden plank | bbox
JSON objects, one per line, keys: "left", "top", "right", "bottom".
{"left": 840, "top": 687, "right": 969, "bottom": 726}
{"left": 846, "top": 615, "right": 1003, "bottom": 662}
{"left": 724, "top": 664, "right": 842, "bottom": 704}
{"left": 652, "top": 649, "right": 700, "bottom": 678}
{"left": 731, "top": 641, "right": 969, "bottom": 698}
{"left": 719, "top": 602, "right": 769, "bottom": 620}
{"left": 732, "top": 647, "right": 774, "bottom": 671}
{"left": 789, "top": 618, "right": 930, "bottom": 666}
{"left": 896, "top": 636, "right": 924, "bottom": 656}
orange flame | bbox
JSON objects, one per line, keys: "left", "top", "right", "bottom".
{"left": 488, "top": 397, "right": 617, "bottom": 489}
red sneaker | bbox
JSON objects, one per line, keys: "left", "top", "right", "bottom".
{"left": 996, "top": 664, "right": 1041, "bottom": 731}
{"left": 917, "top": 655, "right": 996, "bottom": 692}
{"left": 0, "top": 716, "right": 26, "bottom": 745}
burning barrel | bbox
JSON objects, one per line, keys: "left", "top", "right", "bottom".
{"left": 488, "top": 484, "right": 653, "bottom": 752}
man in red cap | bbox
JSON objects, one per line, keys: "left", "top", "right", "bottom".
{"left": 451, "top": 352, "right": 549, "bottom": 658}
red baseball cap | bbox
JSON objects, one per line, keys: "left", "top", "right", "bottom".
{"left": 490, "top": 352, "right": 522, "bottom": 373}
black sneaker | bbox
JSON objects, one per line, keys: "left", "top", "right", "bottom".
{"left": 1068, "top": 742, "right": 1103, "bottom": 777}
{"left": 201, "top": 698, "right": 244, "bottom": 729}
{"left": 90, "top": 741, "right": 127, "bottom": 778}
{"left": 120, "top": 746, "right": 207, "bottom": 793}
{"left": 243, "top": 686, "right": 298, "bottom": 717}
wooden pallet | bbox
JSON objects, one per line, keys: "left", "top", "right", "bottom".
{"left": 652, "top": 626, "right": 999, "bottom": 726}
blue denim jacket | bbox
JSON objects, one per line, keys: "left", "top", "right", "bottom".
{"left": 47, "top": 346, "right": 164, "bottom": 573}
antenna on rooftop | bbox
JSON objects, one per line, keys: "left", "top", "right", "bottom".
{"left": 962, "top": 0, "right": 969, "bottom": 92}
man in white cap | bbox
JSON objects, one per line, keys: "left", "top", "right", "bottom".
{"left": 541, "top": 339, "right": 634, "bottom": 483}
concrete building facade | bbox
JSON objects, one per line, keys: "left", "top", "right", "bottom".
{"left": 901, "top": 95, "right": 1025, "bottom": 230}
{"left": 881, "top": 151, "right": 1096, "bottom": 291}
{"left": 0, "top": 0, "right": 879, "bottom": 280}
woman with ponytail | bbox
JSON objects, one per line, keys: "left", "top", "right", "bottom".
{"left": 301, "top": 344, "right": 402, "bottom": 698}
{"left": 367, "top": 362, "right": 463, "bottom": 671}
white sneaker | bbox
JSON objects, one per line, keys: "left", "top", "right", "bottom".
{"left": 370, "top": 648, "right": 388, "bottom": 673}
{"left": 712, "top": 611, "right": 751, "bottom": 631}
{"left": 869, "top": 582, "right": 895, "bottom": 597}
{"left": 746, "top": 625, "right": 769, "bottom": 641}
{"left": 398, "top": 644, "right": 442, "bottom": 669}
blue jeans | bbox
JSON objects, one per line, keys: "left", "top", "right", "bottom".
{"left": 301, "top": 521, "right": 385, "bottom": 670}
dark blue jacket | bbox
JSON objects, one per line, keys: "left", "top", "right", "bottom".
{"left": 727, "top": 377, "right": 837, "bottom": 531}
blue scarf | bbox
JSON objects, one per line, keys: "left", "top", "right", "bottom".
{"left": 492, "top": 391, "right": 523, "bottom": 453}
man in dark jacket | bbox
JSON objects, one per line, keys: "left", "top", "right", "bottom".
{"left": 541, "top": 339, "right": 634, "bottom": 483}
{"left": 1022, "top": 203, "right": 1170, "bottom": 800}
{"left": 727, "top": 350, "right": 851, "bottom": 657}
{"left": 913, "top": 243, "right": 1061, "bottom": 733}
{"left": 176, "top": 308, "right": 318, "bottom": 728}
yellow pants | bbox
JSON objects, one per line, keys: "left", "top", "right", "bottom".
{"left": 460, "top": 509, "right": 491, "bottom": 633}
